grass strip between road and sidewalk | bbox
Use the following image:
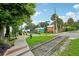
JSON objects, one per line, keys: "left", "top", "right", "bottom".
{"left": 26, "top": 35, "right": 54, "bottom": 47}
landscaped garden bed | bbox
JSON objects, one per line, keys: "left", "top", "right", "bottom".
{"left": 26, "top": 35, "right": 54, "bottom": 47}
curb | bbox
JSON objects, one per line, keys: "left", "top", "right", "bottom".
{"left": 4, "top": 45, "right": 27, "bottom": 56}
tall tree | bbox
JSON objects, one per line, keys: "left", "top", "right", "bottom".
{"left": 57, "top": 18, "right": 63, "bottom": 32}
{"left": 25, "top": 23, "right": 36, "bottom": 32}
{"left": 38, "top": 21, "right": 49, "bottom": 28}
{"left": 51, "top": 13, "right": 63, "bottom": 33}
{"left": 67, "top": 18, "right": 74, "bottom": 25}
{"left": 51, "top": 13, "right": 59, "bottom": 33}
{"left": 0, "top": 3, "right": 36, "bottom": 39}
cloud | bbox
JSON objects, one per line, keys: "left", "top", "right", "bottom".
{"left": 66, "top": 12, "right": 77, "bottom": 20}
{"left": 32, "top": 21, "right": 37, "bottom": 25}
{"left": 59, "top": 12, "right": 77, "bottom": 22}
{"left": 59, "top": 16, "right": 68, "bottom": 22}
{"left": 73, "top": 4, "right": 79, "bottom": 10}
{"left": 73, "top": 4, "right": 79, "bottom": 20}
{"left": 34, "top": 11, "right": 41, "bottom": 16}
{"left": 66, "top": 12, "right": 75, "bottom": 17}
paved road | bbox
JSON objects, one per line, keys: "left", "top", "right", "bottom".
{"left": 31, "top": 32, "right": 79, "bottom": 38}
{"left": 57, "top": 32, "right": 79, "bottom": 38}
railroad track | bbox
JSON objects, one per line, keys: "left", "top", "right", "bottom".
{"left": 17, "top": 36, "right": 68, "bottom": 56}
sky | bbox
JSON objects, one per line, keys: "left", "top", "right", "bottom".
{"left": 31, "top": 3, "right": 79, "bottom": 25}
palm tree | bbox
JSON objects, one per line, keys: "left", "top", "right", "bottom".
{"left": 51, "top": 13, "right": 63, "bottom": 33}
{"left": 57, "top": 18, "right": 63, "bottom": 32}
{"left": 51, "top": 13, "right": 59, "bottom": 33}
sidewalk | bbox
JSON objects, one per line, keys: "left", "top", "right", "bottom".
{"left": 4, "top": 35, "right": 34, "bottom": 56}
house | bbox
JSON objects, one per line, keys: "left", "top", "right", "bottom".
{"left": 35, "top": 27, "right": 45, "bottom": 33}
{"left": 46, "top": 25, "right": 54, "bottom": 33}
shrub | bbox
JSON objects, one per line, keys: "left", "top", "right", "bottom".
{"left": 63, "top": 26, "right": 77, "bottom": 32}
{"left": 18, "top": 30, "right": 22, "bottom": 35}
{"left": 0, "top": 39, "right": 4, "bottom": 45}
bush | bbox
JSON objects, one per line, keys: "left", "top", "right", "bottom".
{"left": 68, "top": 26, "right": 76, "bottom": 31}
{"left": 18, "top": 30, "right": 22, "bottom": 35}
{"left": 63, "top": 26, "right": 77, "bottom": 32}
{"left": 0, "top": 39, "right": 4, "bottom": 45}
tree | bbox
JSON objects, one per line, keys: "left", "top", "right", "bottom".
{"left": 51, "top": 13, "right": 64, "bottom": 33}
{"left": 74, "top": 21, "right": 79, "bottom": 29}
{"left": 63, "top": 18, "right": 77, "bottom": 31}
{"left": 51, "top": 13, "right": 59, "bottom": 33}
{"left": 67, "top": 18, "right": 74, "bottom": 25}
{"left": 0, "top": 3, "right": 36, "bottom": 39}
{"left": 57, "top": 18, "right": 63, "bottom": 32}
{"left": 38, "top": 21, "right": 49, "bottom": 28}
{"left": 25, "top": 23, "right": 36, "bottom": 32}
{"left": 25, "top": 17, "right": 32, "bottom": 25}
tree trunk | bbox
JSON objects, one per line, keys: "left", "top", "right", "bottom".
{"left": 12, "top": 26, "right": 18, "bottom": 37}
{"left": 60, "top": 25, "right": 62, "bottom": 32}
{"left": 53, "top": 22, "right": 56, "bottom": 33}
{"left": 5, "top": 26, "right": 10, "bottom": 37}
{"left": 56, "top": 22, "right": 58, "bottom": 33}
{"left": 54, "top": 16, "right": 58, "bottom": 33}
{"left": 0, "top": 25, "right": 5, "bottom": 40}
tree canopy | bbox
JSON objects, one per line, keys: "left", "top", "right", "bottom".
{"left": 67, "top": 18, "right": 74, "bottom": 25}
{"left": 0, "top": 3, "right": 36, "bottom": 26}
{"left": 51, "top": 13, "right": 58, "bottom": 21}
{"left": 0, "top": 3, "right": 36, "bottom": 38}
{"left": 38, "top": 21, "right": 49, "bottom": 28}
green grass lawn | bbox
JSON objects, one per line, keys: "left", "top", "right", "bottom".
{"left": 59, "top": 39, "right": 79, "bottom": 56}
{"left": 26, "top": 35, "right": 54, "bottom": 47}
